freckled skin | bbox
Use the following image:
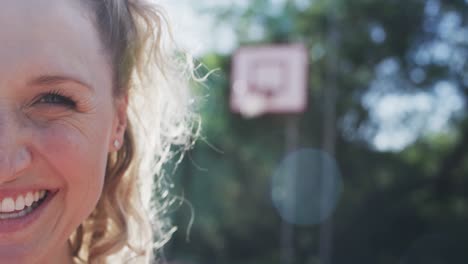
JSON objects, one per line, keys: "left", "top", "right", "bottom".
{"left": 0, "top": 1, "right": 126, "bottom": 263}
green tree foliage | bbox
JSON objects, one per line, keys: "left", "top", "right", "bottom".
{"left": 165, "top": 1, "right": 468, "bottom": 263}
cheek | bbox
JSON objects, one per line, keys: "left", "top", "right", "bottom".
{"left": 34, "top": 120, "right": 112, "bottom": 221}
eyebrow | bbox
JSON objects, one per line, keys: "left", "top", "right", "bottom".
{"left": 28, "top": 74, "right": 94, "bottom": 92}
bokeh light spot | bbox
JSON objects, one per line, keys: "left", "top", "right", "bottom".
{"left": 271, "top": 149, "right": 343, "bottom": 226}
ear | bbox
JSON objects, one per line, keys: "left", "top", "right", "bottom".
{"left": 110, "top": 94, "right": 128, "bottom": 152}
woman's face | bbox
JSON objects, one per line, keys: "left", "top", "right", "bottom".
{"left": 0, "top": 0, "right": 125, "bottom": 262}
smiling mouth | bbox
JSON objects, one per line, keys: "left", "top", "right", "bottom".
{"left": 0, "top": 191, "right": 49, "bottom": 220}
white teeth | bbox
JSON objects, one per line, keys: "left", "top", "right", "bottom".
{"left": 1, "top": 198, "right": 15, "bottom": 213}
{"left": 25, "top": 192, "right": 34, "bottom": 207}
{"left": 0, "top": 205, "right": 34, "bottom": 220}
{"left": 15, "top": 196, "right": 25, "bottom": 211}
{"left": 0, "top": 190, "right": 48, "bottom": 214}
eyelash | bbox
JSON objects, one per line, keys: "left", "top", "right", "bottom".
{"left": 36, "top": 90, "right": 77, "bottom": 108}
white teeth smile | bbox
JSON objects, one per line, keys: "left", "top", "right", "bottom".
{"left": 0, "top": 190, "right": 48, "bottom": 220}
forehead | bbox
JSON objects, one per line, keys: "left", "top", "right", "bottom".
{"left": 0, "top": 0, "right": 110, "bottom": 90}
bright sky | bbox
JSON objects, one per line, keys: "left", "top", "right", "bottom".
{"left": 157, "top": 0, "right": 238, "bottom": 55}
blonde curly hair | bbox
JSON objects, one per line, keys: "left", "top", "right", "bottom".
{"left": 69, "top": 1, "right": 195, "bottom": 263}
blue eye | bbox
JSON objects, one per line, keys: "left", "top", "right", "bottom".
{"left": 38, "top": 91, "right": 76, "bottom": 108}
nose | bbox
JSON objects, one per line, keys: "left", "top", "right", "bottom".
{"left": 0, "top": 109, "right": 33, "bottom": 183}
{"left": 0, "top": 148, "right": 32, "bottom": 183}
